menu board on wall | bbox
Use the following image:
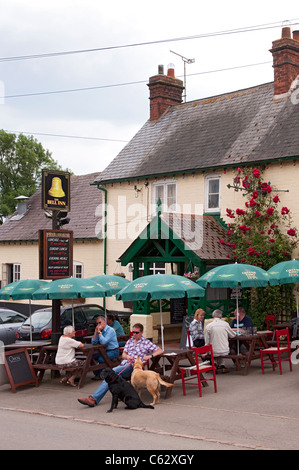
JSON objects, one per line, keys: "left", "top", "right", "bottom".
{"left": 39, "top": 229, "right": 73, "bottom": 280}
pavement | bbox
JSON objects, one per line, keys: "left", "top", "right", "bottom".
{"left": 1, "top": 347, "right": 299, "bottom": 451}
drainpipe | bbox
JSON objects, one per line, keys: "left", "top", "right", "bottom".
{"left": 96, "top": 184, "right": 107, "bottom": 274}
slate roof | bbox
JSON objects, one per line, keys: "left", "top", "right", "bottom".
{"left": 95, "top": 81, "right": 299, "bottom": 184}
{"left": 0, "top": 173, "right": 102, "bottom": 242}
{"left": 162, "top": 213, "right": 231, "bottom": 261}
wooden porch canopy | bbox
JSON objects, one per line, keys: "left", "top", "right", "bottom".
{"left": 118, "top": 211, "right": 231, "bottom": 276}
{"left": 117, "top": 210, "right": 231, "bottom": 316}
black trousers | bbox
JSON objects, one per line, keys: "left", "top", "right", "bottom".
{"left": 193, "top": 338, "right": 205, "bottom": 348}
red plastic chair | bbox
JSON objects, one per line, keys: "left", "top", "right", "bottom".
{"left": 266, "top": 314, "right": 276, "bottom": 331}
{"left": 260, "top": 328, "right": 292, "bottom": 374}
{"left": 180, "top": 344, "right": 217, "bottom": 397}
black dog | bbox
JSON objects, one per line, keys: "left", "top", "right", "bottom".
{"left": 101, "top": 368, "right": 154, "bottom": 413}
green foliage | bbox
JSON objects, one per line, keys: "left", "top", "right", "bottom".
{"left": 0, "top": 130, "right": 70, "bottom": 223}
{"left": 119, "top": 317, "right": 130, "bottom": 334}
{"left": 223, "top": 167, "right": 299, "bottom": 324}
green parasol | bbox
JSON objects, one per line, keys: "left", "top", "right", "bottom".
{"left": 0, "top": 279, "right": 48, "bottom": 344}
{"left": 116, "top": 274, "right": 205, "bottom": 352}
{"left": 32, "top": 277, "right": 109, "bottom": 328}
{"left": 197, "top": 262, "right": 270, "bottom": 351}
{"left": 267, "top": 259, "right": 299, "bottom": 317}
{"left": 88, "top": 274, "right": 131, "bottom": 295}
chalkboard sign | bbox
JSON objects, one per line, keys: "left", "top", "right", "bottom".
{"left": 170, "top": 298, "right": 186, "bottom": 323}
{"left": 39, "top": 229, "right": 73, "bottom": 280}
{"left": 4, "top": 349, "right": 39, "bottom": 393}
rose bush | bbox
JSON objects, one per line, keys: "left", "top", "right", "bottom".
{"left": 221, "top": 167, "right": 299, "bottom": 324}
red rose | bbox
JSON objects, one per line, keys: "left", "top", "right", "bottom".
{"left": 236, "top": 208, "right": 245, "bottom": 215}
{"left": 252, "top": 168, "right": 260, "bottom": 178}
{"left": 273, "top": 195, "right": 279, "bottom": 203}
{"left": 287, "top": 229, "right": 296, "bottom": 236}
{"left": 266, "top": 208, "right": 274, "bottom": 215}
{"left": 255, "top": 210, "right": 261, "bottom": 217}
{"left": 252, "top": 190, "right": 259, "bottom": 199}
{"left": 281, "top": 207, "right": 290, "bottom": 215}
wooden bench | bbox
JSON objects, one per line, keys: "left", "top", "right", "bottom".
{"left": 33, "top": 344, "right": 121, "bottom": 388}
{"left": 33, "top": 363, "right": 82, "bottom": 379}
{"left": 214, "top": 353, "right": 246, "bottom": 371}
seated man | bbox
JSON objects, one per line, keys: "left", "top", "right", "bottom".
{"left": 91, "top": 316, "right": 119, "bottom": 379}
{"left": 204, "top": 309, "right": 236, "bottom": 373}
{"left": 78, "top": 322, "right": 163, "bottom": 407}
{"left": 106, "top": 313, "right": 125, "bottom": 347}
{"left": 106, "top": 314, "right": 124, "bottom": 335}
{"left": 230, "top": 307, "right": 254, "bottom": 354}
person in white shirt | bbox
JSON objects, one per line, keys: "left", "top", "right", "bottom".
{"left": 55, "top": 325, "right": 84, "bottom": 387}
{"left": 204, "top": 309, "right": 236, "bottom": 373}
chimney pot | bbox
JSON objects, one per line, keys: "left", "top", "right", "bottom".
{"left": 293, "top": 30, "right": 299, "bottom": 41}
{"left": 282, "top": 26, "right": 291, "bottom": 38}
{"left": 147, "top": 64, "right": 184, "bottom": 121}
{"left": 158, "top": 64, "right": 164, "bottom": 75}
{"left": 270, "top": 27, "right": 299, "bottom": 95}
{"left": 167, "top": 63, "right": 175, "bottom": 78}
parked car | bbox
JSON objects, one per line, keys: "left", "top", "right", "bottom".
{"left": 0, "top": 308, "right": 27, "bottom": 345}
{"left": 16, "top": 304, "right": 107, "bottom": 342}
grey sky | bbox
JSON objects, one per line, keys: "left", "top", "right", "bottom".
{"left": 0, "top": 1, "right": 298, "bottom": 175}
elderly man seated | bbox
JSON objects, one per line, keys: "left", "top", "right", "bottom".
{"left": 204, "top": 309, "right": 236, "bottom": 373}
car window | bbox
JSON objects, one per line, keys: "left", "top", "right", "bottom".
{"left": 81, "top": 305, "right": 104, "bottom": 322}
{"left": 0, "top": 311, "right": 25, "bottom": 324}
{"left": 61, "top": 308, "right": 85, "bottom": 327}
{"left": 24, "top": 311, "right": 51, "bottom": 327}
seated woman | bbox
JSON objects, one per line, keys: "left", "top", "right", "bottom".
{"left": 189, "top": 308, "right": 206, "bottom": 347}
{"left": 55, "top": 325, "right": 84, "bottom": 387}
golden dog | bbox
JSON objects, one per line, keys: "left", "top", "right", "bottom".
{"left": 131, "top": 357, "right": 173, "bottom": 405}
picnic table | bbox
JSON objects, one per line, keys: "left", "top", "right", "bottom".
{"left": 33, "top": 343, "right": 121, "bottom": 388}
{"left": 229, "top": 332, "right": 270, "bottom": 375}
{"left": 149, "top": 348, "right": 199, "bottom": 398}
{"left": 4, "top": 341, "right": 51, "bottom": 363}
{"left": 83, "top": 334, "right": 129, "bottom": 344}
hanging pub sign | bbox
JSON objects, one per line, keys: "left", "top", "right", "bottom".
{"left": 39, "top": 229, "right": 73, "bottom": 280}
{"left": 42, "top": 170, "right": 70, "bottom": 211}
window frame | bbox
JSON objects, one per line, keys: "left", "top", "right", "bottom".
{"left": 205, "top": 175, "right": 221, "bottom": 213}
{"left": 73, "top": 261, "right": 83, "bottom": 278}
{"left": 152, "top": 180, "right": 177, "bottom": 214}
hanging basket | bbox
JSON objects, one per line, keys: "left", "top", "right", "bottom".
{"left": 183, "top": 272, "right": 200, "bottom": 282}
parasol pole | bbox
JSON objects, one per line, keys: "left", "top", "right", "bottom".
{"left": 296, "top": 284, "right": 299, "bottom": 318}
{"left": 29, "top": 299, "right": 33, "bottom": 361}
{"left": 159, "top": 299, "right": 165, "bottom": 375}
{"left": 29, "top": 299, "right": 33, "bottom": 343}
{"left": 72, "top": 299, "right": 75, "bottom": 328}
{"left": 236, "top": 295, "right": 240, "bottom": 355}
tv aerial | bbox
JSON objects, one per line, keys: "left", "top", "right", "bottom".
{"left": 170, "top": 50, "right": 195, "bottom": 102}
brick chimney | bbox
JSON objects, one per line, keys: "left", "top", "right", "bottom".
{"left": 270, "top": 27, "right": 299, "bottom": 95}
{"left": 147, "top": 64, "right": 184, "bottom": 121}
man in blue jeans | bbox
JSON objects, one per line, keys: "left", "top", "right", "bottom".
{"left": 78, "top": 323, "right": 163, "bottom": 407}
{"left": 91, "top": 316, "right": 119, "bottom": 378}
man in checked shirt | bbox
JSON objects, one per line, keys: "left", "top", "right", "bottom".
{"left": 77, "top": 323, "right": 163, "bottom": 407}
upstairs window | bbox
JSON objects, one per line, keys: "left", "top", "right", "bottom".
{"left": 205, "top": 176, "right": 221, "bottom": 213}
{"left": 152, "top": 181, "right": 177, "bottom": 214}
{"left": 73, "top": 261, "right": 83, "bottom": 278}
